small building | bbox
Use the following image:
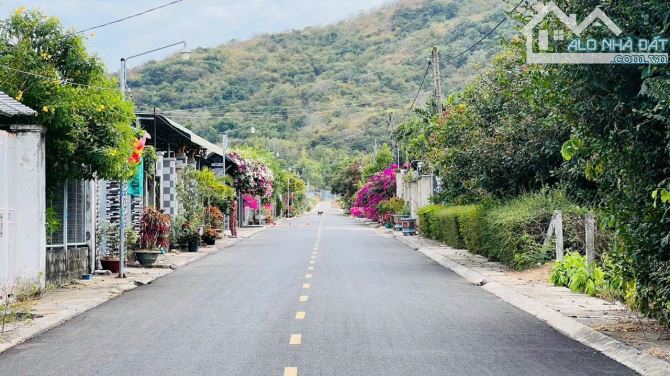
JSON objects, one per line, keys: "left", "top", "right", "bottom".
{"left": 96, "top": 113, "right": 241, "bottom": 258}
{"left": 0, "top": 92, "right": 47, "bottom": 289}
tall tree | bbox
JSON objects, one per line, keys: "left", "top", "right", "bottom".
{"left": 0, "top": 8, "right": 137, "bottom": 188}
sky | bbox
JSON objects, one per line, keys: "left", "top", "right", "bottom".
{"left": 0, "top": 0, "right": 393, "bottom": 70}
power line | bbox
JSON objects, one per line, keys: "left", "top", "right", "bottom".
{"left": 163, "top": 98, "right": 410, "bottom": 118}
{"left": 442, "top": 0, "right": 525, "bottom": 63}
{"left": 0, "top": 63, "right": 115, "bottom": 91}
{"left": 320, "top": 62, "right": 431, "bottom": 148}
{"left": 395, "top": 62, "right": 431, "bottom": 126}
{"left": 159, "top": 61, "right": 420, "bottom": 113}
{"left": 72, "top": 0, "right": 185, "bottom": 35}
{"left": 127, "top": 0, "right": 520, "bottom": 115}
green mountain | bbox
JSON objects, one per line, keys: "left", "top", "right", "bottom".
{"left": 127, "top": 0, "right": 513, "bottom": 185}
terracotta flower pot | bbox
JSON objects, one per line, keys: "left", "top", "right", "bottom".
{"left": 100, "top": 258, "right": 120, "bottom": 274}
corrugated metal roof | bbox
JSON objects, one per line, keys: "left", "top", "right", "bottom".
{"left": 135, "top": 112, "right": 237, "bottom": 166}
{"left": 161, "top": 115, "right": 224, "bottom": 155}
{"left": 0, "top": 92, "right": 36, "bottom": 117}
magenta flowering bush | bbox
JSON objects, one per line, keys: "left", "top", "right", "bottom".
{"left": 243, "top": 195, "right": 259, "bottom": 210}
{"left": 227, "top": 151, "right": 274, "bottom": 198}
{"left": 350, "top": 206, "right": 365, "bottom": 217}
{"left": 351, "top": 166, "right": 397, "bottom": 221}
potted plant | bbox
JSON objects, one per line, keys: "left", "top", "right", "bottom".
{"left": 177, "top": 166, "right": 205, "bottom": 252}
{"left": 377, "top": 198, "right": 405, "bottom": 230}
{"left": 203, "top": 206, "right": 224, "bottom": 243}
{"left": 135, "top": 207, "right": 171, "bottom": 266}
{"left": 202, "top": 227, "right": 218, "bottom": 246}
{"left": 125, "top": 227, "right": 139, "bottom": 263}
{"left": 97, "top": 221, "right": 121, "bottom": 273}
{"left": 181, "top": 222, "right": 201, "bottom": 252}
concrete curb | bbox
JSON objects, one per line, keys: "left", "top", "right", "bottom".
{"left": 0, "top": 226, "right": 270, "bottom": 355}
{"left": 392, "top": 235, "right": 670, "bottom": 376}
{"left": 0, "top": 279, "right": 140, "bottom": 354}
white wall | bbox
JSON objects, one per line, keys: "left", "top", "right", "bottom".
{"left": 395, "top": 171, "right": 434, "bottom": 219}
{"left": 0, "top": 125, "right": 46, "bottom": 289}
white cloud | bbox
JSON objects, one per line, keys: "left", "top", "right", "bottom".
{"left": 0, "top": 0, "right": 393, "bottom": 70}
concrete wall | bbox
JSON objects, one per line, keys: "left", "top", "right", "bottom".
{"left": 46, "top": 246, "right": 89, "bottom": 287}
{"left": 395, "top": 171, "right": 434, "bottom": 219}
{"left": 0, "top": 125, "right": 47, "bottom": 289}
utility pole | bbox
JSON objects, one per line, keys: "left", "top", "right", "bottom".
{"left": 118, "top": 58, "right": 128, "bottom": 279}
{"left": 221, "top": 133, "right": 229, "bottom": 175}
{"left": 431, "top": 46, "right": 443, "bottom": 114}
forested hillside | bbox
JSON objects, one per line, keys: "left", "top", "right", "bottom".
{"left": 128, "top": 0, "right": 513, "bottom": 187}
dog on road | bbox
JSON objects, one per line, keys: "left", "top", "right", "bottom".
{"left": 317, "top": 211, "right": 324, "bottom": 216}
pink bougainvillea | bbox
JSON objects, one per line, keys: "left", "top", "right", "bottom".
{"left": 227, "top": 151, "right": 274, "bottom": 198}
{"left": 243, "top": 195, "right": 259, "bottom": 210}
{"left": 351, "top": 166, "right": 397, "bottom": 221}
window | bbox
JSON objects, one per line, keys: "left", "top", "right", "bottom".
{"left": 47, "top": 180, "right": 89, "bottom": 247}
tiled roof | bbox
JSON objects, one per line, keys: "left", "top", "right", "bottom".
{"left": 0, "top": 92, "right": 36, "bottom": 117}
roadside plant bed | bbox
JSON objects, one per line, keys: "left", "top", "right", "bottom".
{"left": 418, "top": 190, "right": 591, "bottom": 270}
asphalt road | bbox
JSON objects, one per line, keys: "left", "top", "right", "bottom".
{"left": 0, "top": 203, "right": 636, "bottom": 375}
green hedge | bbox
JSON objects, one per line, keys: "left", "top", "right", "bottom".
{"left": 418, "top": 190, "right": 586, "bottom": 270}
{"left": 418, "top": 205, "right": 485, "bottom": 251}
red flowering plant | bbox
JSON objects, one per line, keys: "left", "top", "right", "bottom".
{"left": 351, "top": 166, "right": 397, "bottom": 222}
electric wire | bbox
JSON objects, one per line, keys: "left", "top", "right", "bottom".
{"left": 442, "top": 0, "right": 525, "bottom": 63}
{"left": 72, "top": 0, "right": 185, "bottom": 35}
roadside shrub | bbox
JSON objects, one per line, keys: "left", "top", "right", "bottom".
{"left": 482, "top": 190, "right": 584, "bottom": 270}
{"left": 417, "top": 205, "right": 441, "bottom": 239}
{"left": 418, "top": 205, "right": 485, "bottom": 251}
{"left": 433, "top": 207, "right": 462, "bottom": 248}
{"left": 453, "top": 205, "right": 486, "bottom": 254}
{"left": 550, "top": 252, "right": 605, "bottom": 297}
{"left": 418, "top": 190, "right": 590, "bottom": 271}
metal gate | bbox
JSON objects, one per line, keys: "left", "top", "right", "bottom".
{"left": 0, "top": 130, "right": 18, "bottom": 288}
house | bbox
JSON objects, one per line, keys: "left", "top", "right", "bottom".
{"left": 96, "top": 112, "right": 242, "bottom": 258}
{"left": 0, "top": 92, "right": 47, "bottom": 289}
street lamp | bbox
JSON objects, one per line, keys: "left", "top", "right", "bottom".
{"left": 119, "top": 41, "right": 188, "bottom": 98}
{"left": 117, "top": 41, "right": 188, "bottom": 279}
{"left": 286, "top": 167, "right": 292, "bottom": 218}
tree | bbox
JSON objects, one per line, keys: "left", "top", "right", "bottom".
{"left": 362, "top": 143, "right": 394, "bottom": 180}
{"left": 540, "top": 0, "right": 670, "bottom": 323}
{"left": 0, "top": 8, "right": 137, "bottom": 188}
{"left": 329, "top": 157, "right": 363, "bottom": 209}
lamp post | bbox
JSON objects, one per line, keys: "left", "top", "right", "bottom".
{"left": 117, "top": 41, "right": 188, "bottom": 279}
{"left": 286, "top": 167, "right": 292, "bottom": 218}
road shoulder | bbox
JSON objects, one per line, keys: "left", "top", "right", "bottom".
{"left": 383, "top": 227, "right": 670, "bottom": 376}
{"left": 0, "top": 225, "right": 269, "bottom": 355}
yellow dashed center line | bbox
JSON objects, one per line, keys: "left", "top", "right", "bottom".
{"left": 289, "top": 334, "right": 302, "bottom": 345}
{"left": 307, "top": 266, "right": 314, "bottom": 271}
{"left": 305, "top": 273, "right": 313, "bottom": 279}
{"left": 303, "top": 283, "right": 310, "bottom": 289}
{"left": 309, "top": 260, "right": 315, "bottom": 264}
{"left": 295, "top": 311, "right": 305, "bottom": 320}
{"left": 299, "top": 295, "right": 308, "bottom": 302}
{"left": 284, "top": 367, "right": 298, "bottom": 376}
